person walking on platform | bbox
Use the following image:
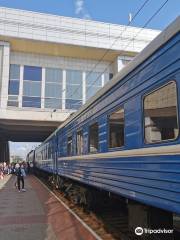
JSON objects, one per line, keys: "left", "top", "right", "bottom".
{"left": 16, "top": 164, "right": 26, "bottom": 192}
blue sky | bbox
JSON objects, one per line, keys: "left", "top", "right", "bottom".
{"left": 0, "top": 0, "right": 179, "bottom": 30}
{"left": 10, "top": 142, "right": 40, "bottom": 159}
{"left": 4, "top": 0, "right": 179, "bottom": 157}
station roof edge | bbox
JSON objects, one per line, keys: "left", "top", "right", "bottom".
{"left": 0, "top": 6, "right": 161, "bottom": 32}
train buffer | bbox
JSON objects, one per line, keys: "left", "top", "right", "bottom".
{"left": 0, "top": 175, "right": 99, "bottom": 240}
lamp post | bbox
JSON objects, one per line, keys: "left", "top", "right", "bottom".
{"left": 51, "top": 109, "right": 57, "bottom": 118}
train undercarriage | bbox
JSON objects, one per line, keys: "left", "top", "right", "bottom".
{"left": 35, "top": 167, "right": 179, "bottom": 240}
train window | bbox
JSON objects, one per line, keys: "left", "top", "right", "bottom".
{"left": 144, "top": 81, "right": 179, "bottom": 143}
{"left": 89, "top": 123, "right": 99, "bottom": 153}
{"left": 76, "top": 130, "right": 83, "bottom": 155}
{"left": 109, "top": 108, "right": 124, "bottom": 148}
{"left": 67, "top": 136, "right": 73, "bottom": 156}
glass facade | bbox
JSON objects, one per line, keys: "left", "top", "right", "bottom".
{"left": 24, "top": 66, "right": 42, "bottom": 81}
{"left": 105, "top": 73, "right": 113, "bottom": 84}
{"left": 86, "top": 72, "right": 102, "bottom": 100}
{"left": 8, "top": 64, "right": 20, "bottom": 106}
{"left": 7, "top": 64, "right": 110, "bottom": 110}
{"left": 66, "top": 70, "right": 82, "bottom": 110}
{"left": 22, "top": 65, "right": 42, "bottom": 108}
{"left": 22, "top": 96, "right": 41, "bottom": 108}
{"left": 8, "top": 95, "right": 18, "bottom": 107}
{"left": 45, "top": 68, "right": 62, "bottom": 109}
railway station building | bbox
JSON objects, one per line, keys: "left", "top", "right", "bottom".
{"left": 0, "top": 7, "right": 160, "bottom": 161}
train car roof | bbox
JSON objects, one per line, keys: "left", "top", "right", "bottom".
{"left": 45, "top": 16, "right": 180, "bottom": 143}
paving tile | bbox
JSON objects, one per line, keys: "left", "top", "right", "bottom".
{"left": 0, "top": 175, "right": 97, "bottom": 240}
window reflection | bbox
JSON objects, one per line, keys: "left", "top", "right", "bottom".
{"left": 67, "top": 136, "right": 73, "bottom": 156}
{"left": 86, "top": 72, "right": 102, "bottom": 100}
{"left": 89, "top": 123, "right": 99, "bottom": 153}
{"left": 66, "top": 70, "right": 82, "bottom": 110}
{"left": 8, "top": 64, "right": 20, "bottom": 106}
{"left": 45, "top": 68, "right": 62, "bottom": 109}
{"left": 76, "top": 130, "right": 83, "bottom": 155}
{"left": 144, "top": 81, "right": 178, "bottom": 143}
{"left": 23, "top": 65, "right": 42, "bottom": 108}
{"left": 109, "top": 108, "right": 124, "bottom": 148}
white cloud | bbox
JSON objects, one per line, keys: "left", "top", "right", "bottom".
{"left": 75, "top": 0, "right": 84, "bottom": 14}
{"left": 9, "top": 142, "right": 40, "bottom": 159}
{"left": 74, "top": 0, "right": 91, "bottom": 19}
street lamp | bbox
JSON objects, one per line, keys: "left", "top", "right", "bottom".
{"left": 51, "top": 109, "right": 57, "bottom": 118}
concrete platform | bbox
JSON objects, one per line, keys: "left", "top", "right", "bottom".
{"left": 0, "top": 175, "right": 98, "bottom": 240}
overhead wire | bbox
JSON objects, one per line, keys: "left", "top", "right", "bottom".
{"left": 66, "top": 0, "right": 151, "bottom": 102}
{"left": 2, "top": 0, "right": 169, "bottom": 110}
{"left": 81, "top": 0, "right": 170, "bottom": 104}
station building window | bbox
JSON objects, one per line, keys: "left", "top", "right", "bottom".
{"left": 86, "top": 72, "right": 102, "bottom": 100}
{"left": 66, "top": 70, "right": 82, "bottom": 110}
{"left": 45, "top": 68, "right": 62, "bottom": 109}
{"left": 22, "top": 66, "right": 42, "bottom": 108}
{"left": 8, "top": 64, "right": 20, "bottom": 107}
{"left": 8, "top": 95, "right": 19, "bottom": 107}
{"left": 67, "top": 136, "right": 73, "bottom": 156}
{"left": 89, "top": 123, "right": 99, "bottom": 153}
{"left": 76, "top": 130, "right": 83, "bottom": 155}
{"left": 109, "top": 108, "right": 124, "bottom": 148}
{"left": 144, "top": 81, "right": 178, "bottom": 143}
{"left": 23, "top": 65, "right": 42, "bottom": 81}
{"left": 104, "top": 73, "right": 113, "bottom": 84}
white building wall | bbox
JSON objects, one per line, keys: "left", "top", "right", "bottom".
{"left": 0, "top": 42, "right": 10, "bottom": 109}
{"left": 0, "top": 7, "right": 160, "bottom": 53}
{"left": 0, "top": 45, "right": 4, "bottom": 98}
{"left": 10, "top": 51, "right": 111, "bottom": 73}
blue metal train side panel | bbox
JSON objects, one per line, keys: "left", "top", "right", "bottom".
{"left": 57, "top": 154, "right": 180, "bottom": 214}
{"left": 125, "top": 96, "right": 143, "bottom": 149}
{"left": 99, "top": 115, "right": 108, "bottom": 153}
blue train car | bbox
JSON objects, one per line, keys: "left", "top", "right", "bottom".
{"left": 34, "top": 134, "right": 56, "bottom": 173}
{"left": 33, "top": 17, "right": 180, "bottom": 223}
{"left": 26, "top": 150, "right": 35, "bottom": 163}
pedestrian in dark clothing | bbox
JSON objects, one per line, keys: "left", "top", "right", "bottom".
{"left": 16, "top": 165, "right": 26, "bottom": 192}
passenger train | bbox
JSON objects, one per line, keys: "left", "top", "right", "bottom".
{"left": 27, "top": 17, "right": 180, "bottom": 224}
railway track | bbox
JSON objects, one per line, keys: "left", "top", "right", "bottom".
{"left": 38, "top": 174, "right": 141, "bottom": 240}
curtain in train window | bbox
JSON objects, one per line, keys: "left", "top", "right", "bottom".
{"left": 76, "top": 130, "right": 83, "bottom": 155}
{"left": 144, "top": 81, "right": 178, "bottom": 143}
{"left": 67, "top": 136, "right": 73, "bottom": 156}
{"left": 89, "top": 123, "right": 99, "bottom": 153}
{"left": 109, "top": 108, "right": 124, "bottom": 148}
